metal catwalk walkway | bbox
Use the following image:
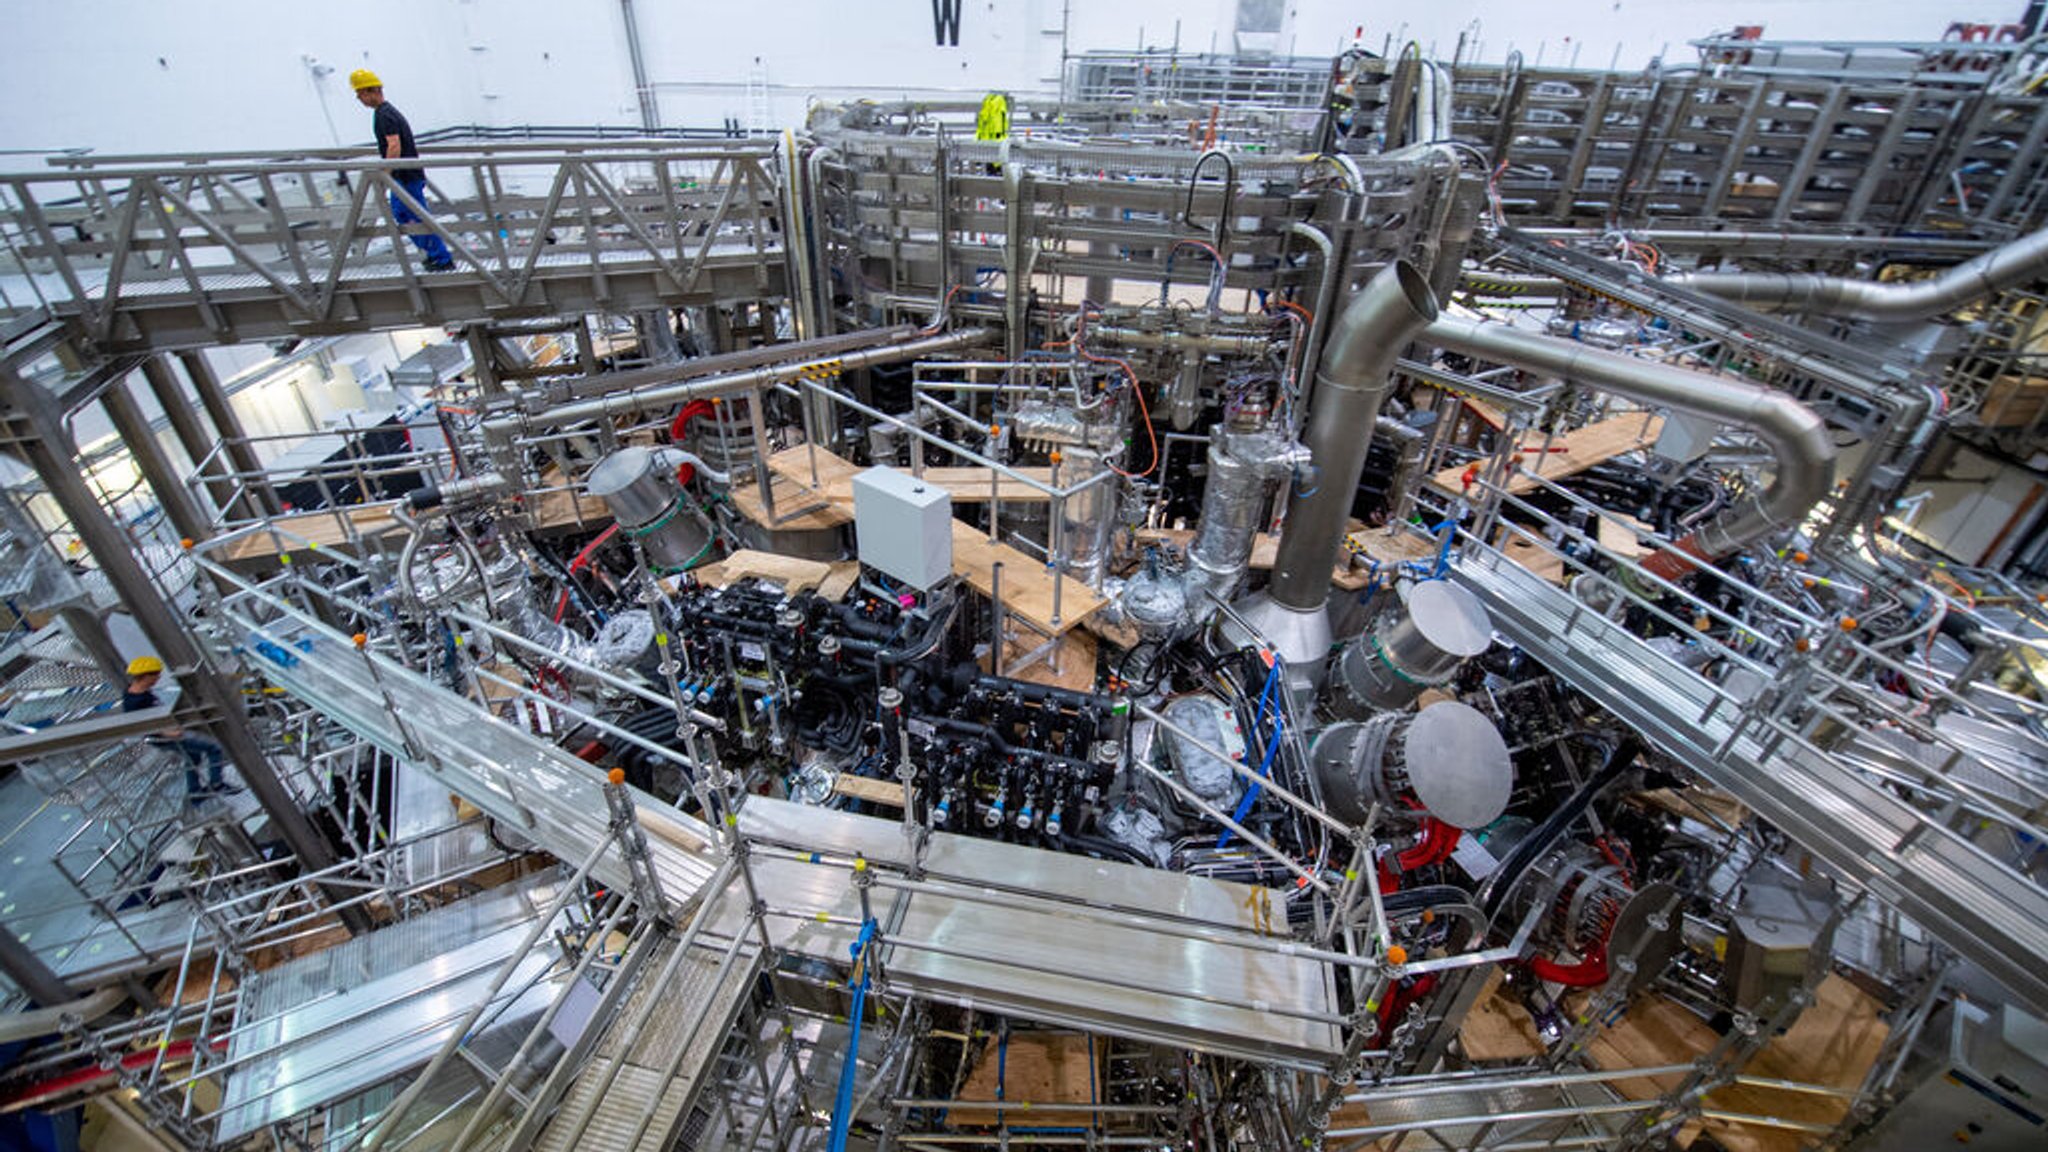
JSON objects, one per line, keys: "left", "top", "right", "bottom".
{"left": 531, "top": 934, "right": 763, "bottom": 1152}
{"left": 0, "top": 141, "right": 788, "bottom": 353}
{"left": 1453, "top": 544, "right": 2048, "bottom": 1018}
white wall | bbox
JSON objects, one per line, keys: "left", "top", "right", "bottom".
{"left": 0, "top": 0, "right": 2018, "bottom": 156}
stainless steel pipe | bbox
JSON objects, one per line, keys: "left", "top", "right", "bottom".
{"left": 1269, "top": 261, "right": 1441, "bottom": 608}
{"left": 1425, "top": 316, "right": 1835, "bottom": 577}
{"left": 484, "top": 328, "right": 992, "bottom": 446}
{"left": 1671, "top": 227, "right": 2048, "bottom": 320}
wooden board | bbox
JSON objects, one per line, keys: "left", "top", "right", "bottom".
{"left": 951, "top": 521, "right": 1107, "bottom": 635}
{"left": 1634, "top": 785, "right": 1751, "bottom": 830}
{"left": 949, "top": 1033, "right": 1104, "bottom": 1127}
{"left": 687, "top": 549, "right": 834, "bottom": 594}
{"left": 817, "top": 561, "right": 863, "bottom": 601}
{"left": 765, "top": 444, "right": 1057, "bottom": 505}
{"left": 831, "top": 774, "right": 906, "bottom": 808}
{"left": 1428, "top": 413, "right": 1665, "bottom": 497}
{"left": 1583, "top": 976, "right": 1887, "bottom": 1152}
{"left": 1598, "top": 512, "right": 1656, "bottom": 559}
{"left": 1458, "top": 970, "right": 1548, "bottom": 1062}
{"left": 1464, "top": 397, "right": 1508, "bottom": 431}
{"left": 985, "top": 627, "right": 1098, "bottom": 693}
{"left": 729, "top": 470, "right": 854, "bottom": 530}
{"left": 1500, "top": 533, "right": 1570, "bottom": 585}
{"left": 217, "top": 502, "right": 408, "bottom": 563}
{"left": 217, "top": 486, "right": 611, "bottom": 565}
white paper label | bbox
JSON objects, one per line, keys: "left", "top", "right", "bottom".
{"left": 738, "top": 641, "right": 767, "bottom": 662}
{"left": 1450, "top": 834, "right": 1499, "bottom": 880}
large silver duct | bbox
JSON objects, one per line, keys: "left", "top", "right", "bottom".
{"left": 1670, "top": 227, "right": 2048, "bottom": 321}
{"left": 1425, "top": 316, "right": 1837, "bottom": 579}
{"left": 1227, "top": 262, "right": 1439, "bottom": 688}
{"left": 1272, "top": 262, "right": 1441, "bottom": 605}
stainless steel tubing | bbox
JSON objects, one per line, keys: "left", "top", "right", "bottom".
{"left": 1269, "top": 261, "right": 1441, "bottom": 608}
{"left": 483, "top": 328, "right": 992, "bottom": 446}
{"left": 1424, "top": 316, "right": 1835, "bottom": 578}
{"left": 1671, "top": 227, "right": 2048, "bottom": 320}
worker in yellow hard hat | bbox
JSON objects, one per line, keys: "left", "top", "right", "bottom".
{"left": 349, "top": 68, "right": 454, "bottom": 271}
{"left": 120, "top": 656, "right": 241, "bottom": 802}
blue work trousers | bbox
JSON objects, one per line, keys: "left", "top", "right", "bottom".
{"left": 151, "top": 735, "right": 226, "bottom": 794}
{"left": 389, "top": 177, "right": 452, "bottom": 265}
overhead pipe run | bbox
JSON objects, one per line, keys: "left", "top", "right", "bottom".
{"left": 1425, "top": 316, "right": 1836, "bottom": 579}
{"left": 484, "top": 328, "right": 992, "bottom": 448}
{"left": 1670, "top": 227, "right": 2048, "bottom": 321}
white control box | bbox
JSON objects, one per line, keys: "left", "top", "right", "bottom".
{"left": 852, "top": 465, "right": 953, "bottom": 591}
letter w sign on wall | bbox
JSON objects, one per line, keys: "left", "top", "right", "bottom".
{"left": 932, "top": 0, "right": 963, "bottom": 46}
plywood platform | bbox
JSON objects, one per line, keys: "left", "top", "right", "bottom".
{"left": 681, "top": 550, "right": 862, "bottom": 599}
{"left": 729, "top": 471, "right": 854, "bottom": 530}
{"left": 1584, "top": 975, "right": 1886, "bottom": 1152}
{"left": 217, "top": 486, "right": 611, "bottom": 566}
{"left": 765, "top": 445, "right": 1056, "bottom": 505}
{"left": 952, "top": 521, "right": 1107, "bottom": 635}
{"left": 1429, "top": 413, "right": 1665, "bottom": 497}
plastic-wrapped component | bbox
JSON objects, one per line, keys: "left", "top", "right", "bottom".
{"left": 592, "top": 609, "right": 658, "bottom": 672}
{"left": 1160, "top": 694, "right": 1248, "bottom": 809}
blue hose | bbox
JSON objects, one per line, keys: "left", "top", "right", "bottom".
{"left": 826, "top": 918, "right": 880, "bottom": 1152}
{"left": 1218, "top": 707, "right": 1284, "bottom": 849}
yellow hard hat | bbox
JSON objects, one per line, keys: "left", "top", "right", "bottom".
{"left": 349, "top": 68, "right": 382, "bottom": 91}
{"left": 126, "top": 656, "right": 164, "bottom": 676}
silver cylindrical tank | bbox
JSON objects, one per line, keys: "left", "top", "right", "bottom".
{"left": 1307, "top": 699, "right": 1511, "bottom": 829}
{"left": 585, "top": 447, "right": 716, "bottom": 572}
{"left": 1330, "top": 579, "right": 1493, "bottom": 715}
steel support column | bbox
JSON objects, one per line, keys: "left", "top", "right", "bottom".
{"left": 0, "top": 921, "right": 78, "bottom": 1007}
{"left": 55, "top": 605, "right": 127, "bottom": 685}
{"left": 137, "top": 356, "right": 232, "bottom": 523}
{"left": 2, "top": 368, "right": 371, "bottom": 936}
{"left": 99, "top": 377, "right": 211, "bottom": 545}
{"left": 175, "top": 350, "right": 282, "bottom": 518}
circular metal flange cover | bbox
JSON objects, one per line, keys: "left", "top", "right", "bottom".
{"left": 1400, "top": 699, "right": 1512, "bottom": 829}
{"left": 1405, "top": 579, "right": 1494, "bottom": 659}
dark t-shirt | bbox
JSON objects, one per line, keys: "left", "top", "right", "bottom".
{"left": 373, "top": 103, "right": 425, "bottom": 184}
{"left": 121, "top": 687, "right": 158, "bottom": 712}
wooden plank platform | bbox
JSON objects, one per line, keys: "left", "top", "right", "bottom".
{"left": 951, "top": 521, "right": 1107, "bottom": 635}
{"left": 764, "top": 445, "right": 1056, "bottom": 505}
{"left": 685, "top": 550, "right": 834, "bottom": 593}
{"left": 1584, "top": 975, "right": 1886, "bottom": 1152}
{"left": 729, "top": 471, "right": 854, "bottom": 530}
{"left": 1429, "top": 413, "right": 1665, "bottom": 497}
{"left": 984, "top": 628, "right": 1098, "bottom": 693}
{"left": 831, "top": 774, "right": 906, "bottom": 809}
{"left": 216, "top": 486, "right": 612, "bottom": 566}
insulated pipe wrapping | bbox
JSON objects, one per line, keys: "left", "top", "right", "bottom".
{"left": 1269, "top": 261, "right": 1441, "bottom": 608}
{"left": 1671, "top": 227, "right": 2048, "bottom": 321}
{"left": 1425, "top": 316, "right": 1836, "bottom": 578}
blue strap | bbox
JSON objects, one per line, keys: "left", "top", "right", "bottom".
{"left": 827, "top": 918, "right": 880, "bottom": 1152}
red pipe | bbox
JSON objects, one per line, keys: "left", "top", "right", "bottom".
{"left": 1528, "top": 945, "right": 1611, "bottom": 988}
{"left": 1396, "top": 818, "right": 1460, "bottom": 872}
{"left": 3, "top": 1037, "right": 223, "bottom": 1112}
{"left": 568, "top": 523, "right": 620, "bottom": 574}
{"left": 669, "top": 399, "right": 715, "bottom": 443}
